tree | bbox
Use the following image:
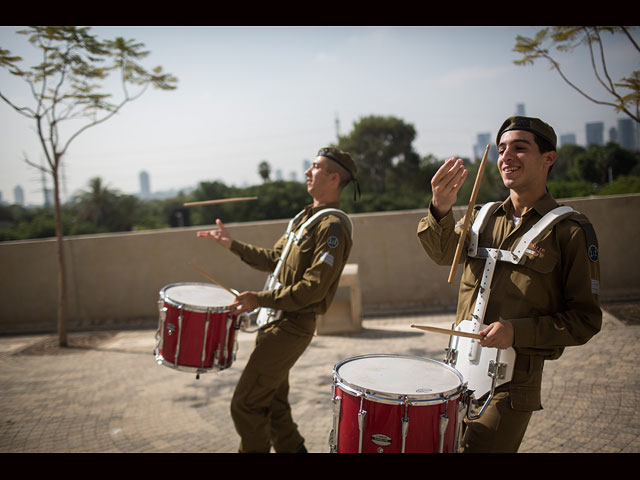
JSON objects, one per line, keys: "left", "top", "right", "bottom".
{"left": 513, "top": 26, "right": 640, "bottom": 123}
{"left": 550, "top": 144, "right": 587, "bottom": 181}
{"left": 72, "top": 177, "right": 118, "bottom": 228}
{"left": 0, "top": 26, "right": 177, "bottom": 346}
{"left": 258, "top": 160, "right": 271, "bottom": 182}
{"left": 338, "top": 115, "right": 419, "bottom": 194}
{"left": 70, "top": 177, "right": 143, "bottom": 233}
{"left": 575, "top": 142, "right": 639, "bottom": 185}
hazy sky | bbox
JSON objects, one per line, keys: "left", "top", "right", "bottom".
{"left": 1, "top": 26, "right": 637, "bottom": 206}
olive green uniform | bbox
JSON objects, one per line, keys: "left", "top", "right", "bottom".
{"left": 229, "top": 202, "right": 353, "bottom": 452}
{"left": 417, "top": 193, "right": 602, "bottom": 452}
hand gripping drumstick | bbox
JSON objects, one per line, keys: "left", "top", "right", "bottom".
{"left": 411, "top": 324, "right": 483, "bottom": 340}
{"left": 447, "top": 144, "right": 490, "bottom": 284}
{"left": 188, "top": 263, "right": 238, "bottom": 298}
{"left": 183, "top": 196, "right": 258, "bottom": 207}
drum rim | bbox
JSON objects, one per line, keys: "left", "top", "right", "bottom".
{"left": 160, "top": 282, "right": 236, "bottom": 313}
{"left": 333, "top": 353, "right": 465, "bottom": 404}
{"left": 154, "top": 349, "right": 232, "bottom": 373}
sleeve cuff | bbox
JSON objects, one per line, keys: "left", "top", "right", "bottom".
{"left": 510, "top": 317, "right": 537, "bottom": 347}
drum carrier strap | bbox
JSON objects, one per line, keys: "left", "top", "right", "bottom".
{"left": 452, "top": 201, "right": 576, "bottom": 419}
{"left": 243, "top": 208, "right": 353, "bottom": 331}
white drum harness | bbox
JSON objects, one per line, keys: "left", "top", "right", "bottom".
{"left": 446, "top": 201, "right": 576, "bottom": 418}
{"left": 245, "top": 207, "right": 353, "bottom": 331}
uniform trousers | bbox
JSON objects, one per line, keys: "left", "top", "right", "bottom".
{"left": 230, "top": 316, "right": 314, "bottom": 453}
{"left": 461, "top": 386, "right": 533, "bottom": 453}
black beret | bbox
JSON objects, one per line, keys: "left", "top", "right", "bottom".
{"left": 317, "top": 147, "right": 358, "bottom": 178}
{"left": 496, "top": 116, "right": 557, "bottom": 150}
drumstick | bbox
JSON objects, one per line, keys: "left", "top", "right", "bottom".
{"left": 411, "top": 324, "right": 483, "bottom": 340}
{"left": 188, "top": 263, "right": 238, "bottom": 297}
{"left": 447, "top": 144, "right": 489, "bottom": 284}
{"left": 183, "top": 196, "right": 258, "bottom": 207}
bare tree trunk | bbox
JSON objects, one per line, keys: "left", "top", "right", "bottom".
{"left": 52, "top": 162, "right": 68, "bottom": 347}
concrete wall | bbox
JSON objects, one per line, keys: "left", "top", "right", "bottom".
{"left": 1, "top": 194, "right": 639, "bottom": 334}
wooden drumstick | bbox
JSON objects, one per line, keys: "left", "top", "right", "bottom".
{"left": 188, "top": 263, "right": 238, "bottom": 297}
{"left": 447, "top": 144, "right": 490, "bottom": 284}
{"left": 183, "top": 196, "right": 258, "bottom": 207}
{"left": 411, "top": 324, "right": 483, "bottom": 340}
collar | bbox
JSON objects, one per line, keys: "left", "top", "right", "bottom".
{"left": 305, "top": 202, "right": 341, "bottom": 215}
{"left": 500, "top": 192, "right": 559, "bottom": 219}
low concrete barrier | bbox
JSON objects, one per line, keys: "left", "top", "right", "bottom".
{"left": 1, "top": 194, "right": 638, "bottom": 334}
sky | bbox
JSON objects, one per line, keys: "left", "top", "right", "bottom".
{"left": 1, "top": 26, "right": 638, "bottom": 206}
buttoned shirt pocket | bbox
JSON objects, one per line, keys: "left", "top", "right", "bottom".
{"left": 513, "top": 243, "right": 559, "bottom": 286}
{"left": 280, "top": 233, "right": 314, "bottom": 285}
{"left": 507, "top": 241, "right": 560, "bottom": 318}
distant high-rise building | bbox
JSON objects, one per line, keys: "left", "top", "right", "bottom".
{"left": 474, "top": 133, "right": 498, "bottom": 162}
{"left": 275, "top": 169, "right": 283, "bottom": 181}
{"left": 139, "top": 171, "right": 151, "bottom": 198}
{"left": 559, "top": 134, "right": 577, "bottom": 147}
{"left": 516, "top": 103, "right": 526, "bottom": 116}
{"left": 44, "top": 188, "right": 53, "bottom": 207}
{"left": 13, "top": 185, "right": 24, "bottom": 206}
{"left": 586, "top": 122, "right": 605, "bottom": 147}
{"left": 617, "top": 117, "right": 637, "bottom": 151}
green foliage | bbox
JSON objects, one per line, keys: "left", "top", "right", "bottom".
{"left": 547, "top": 180, "right": 598, "bottom": 199}
{"left": 513, "top": 26, "right": 639, "bottom": 123}
{"left": 0, "top": 205, "right": 74, "bottom": 241}
{"left": 597, "top": 175, "right": 640, "bottom": 196}
{"left": 337, "top": 115, "right": 420, "bottom": 195}
{"left": 188, "top": 180, "right": 309, "bottom": 225}
{"left": 0, "top": 25, "right": 178, "bottom": 235}
{"left": 2, "top": 115, "right": 640, "bottom": 242}
{"left": 258, "top": 161, "right": 271, "bottom": 183}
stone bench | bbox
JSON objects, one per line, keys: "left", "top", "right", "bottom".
{"left": 316, "top": 264, "right": 362, "bottom": 335}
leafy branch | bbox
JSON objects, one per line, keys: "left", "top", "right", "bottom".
{"left": 513, "top": 26, "right": 639, "bottom": 123}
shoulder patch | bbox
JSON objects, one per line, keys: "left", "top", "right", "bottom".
{"left": 327, "top": 235, "right": 339, "bottom": 248}
{"left": 567, "top": 212, "right": 599, "bottom": 263}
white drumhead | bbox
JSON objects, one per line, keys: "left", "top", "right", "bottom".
{"left": 336, "top": 354, "right": 462, "bottom": 397}
{"left": 162, "top": 282, "right": 236, "bottom": 308}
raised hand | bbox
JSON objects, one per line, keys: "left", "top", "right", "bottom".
{"left": 430, "top": 157, "right": 468, "bottom": 220}
{"left": 196, "top": 218, "right": 232, "bottom": 249}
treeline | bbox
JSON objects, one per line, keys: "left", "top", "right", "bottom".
{"left": 2, "top": 115, "right": 639, "bottom": 242}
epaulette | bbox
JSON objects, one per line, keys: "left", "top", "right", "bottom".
{"left": 566, "top": 210, "right": 599, "bottom": 263}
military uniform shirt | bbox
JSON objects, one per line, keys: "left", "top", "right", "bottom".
{"left": 417, "top": 193, "right": 602, "bottom": 410}
{"left": 230, "top": 202, "right": 352, "bottom": 316}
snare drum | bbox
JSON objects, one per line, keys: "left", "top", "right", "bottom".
{"left": 330, "top": 354, "right": 467, "bottom": 453}
{"left": 155, "top": 282, "right": 240, "bottom": 375}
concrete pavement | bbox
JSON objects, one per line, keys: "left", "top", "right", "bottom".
{"left": 0, "top": 310, "right": 638, "bottom": 453}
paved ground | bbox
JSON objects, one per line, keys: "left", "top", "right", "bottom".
{"left": 0, "top": 309, "right": 638, "bottom": 453}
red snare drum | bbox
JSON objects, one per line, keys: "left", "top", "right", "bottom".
{"left": 155, "top": 283, "right": 240, "bottom": 375}
{"left": 330, "top": 354, "right": 467, "bottom": 453}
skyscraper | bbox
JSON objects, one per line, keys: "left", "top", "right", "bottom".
{"left": 617, "top": 117, "right": 637, "bottom": 151}
{"left": 13, "top": 185, "right": 24, "bottom": 206}
{"left": 560, "top": 134, "right": 577, "bottom": 147}
{"left": 586, "top": 122, "right": 605, "bottom": 147}
{"left": 139, "top": 171, "right": 151, "bottom": 199}
{"left": 474, "top": 133, "right": 498, "bottom": 162}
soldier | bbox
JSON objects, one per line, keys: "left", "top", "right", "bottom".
{"left": 198, "top": 147, "right": 358, "bottom": 453}
{"left": 417, "top": 116, "right": 602, "bottom": 452}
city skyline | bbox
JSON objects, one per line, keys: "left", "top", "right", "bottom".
{"left": 1, "top": 26, "right": 637, "bottom": 206}
{"left": 2, "top": 106, "right": 634, "bottom": 207}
